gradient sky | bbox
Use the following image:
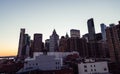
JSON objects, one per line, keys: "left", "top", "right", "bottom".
{"left": 0, "top": 0, "right": 120, "bottom": 56}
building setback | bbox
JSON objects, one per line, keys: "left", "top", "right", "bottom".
{"left": 106, "top": 22, "right": 120, "bottom": 62}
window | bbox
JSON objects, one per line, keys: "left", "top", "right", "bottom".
{"left": 29, "top": 64, "right": 31, "bottom": 66}
{"left": 91, "top": 65, "right": 92, "bottom": 67}
{"left": 94, "top": 65, "right": 95, "bottom": 67}
{"left": 56, "top": 62, "right": 58, "bottom": 64}
{"left": 84, "top": 69, "right": 87, "bottom": 72}
{"left": 84, "top": 65, "right": 87, "bottom": 68}
{"left": 91, "top": 69, "right": 93, "bottom": 71}
{"left": 36, "top": 63, "right": 38, "bottom": 65}
{"left": 104, "top": 68, "right": 107, "bottom": 71}
{"left": 94, "top": 69, "right": 96, "bottom": 71}
{"left": 56, "top": 67, "right": 57, "bottom": 69}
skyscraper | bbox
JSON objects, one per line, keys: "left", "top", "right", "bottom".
{"left": 33, "top": 33, "right": 43, "bottom": 52}
{"left": 49, "top": 29, "right": 59, "bottom": 52}
{"left": 101, "top": 23, "right": 107, "bottom": 41}
{"left": 18, "top": 29, "right": 31, "bottom": 59}
{"left": 70, "top": 29, "right": 80, "bottom": 38}
{"left": 45, "top": 39, "right": 50, "bottom": 51}
{"left": 106, "top": 22, "right": 120, "bottom": 62}
{"left": 18, "top": 28, "right": 25, "bottom": 58}
{"left": 59, "top": 36, "right": 68, "bottom": 52}
{"left": 87, "top": 18, "right": 96, "bottom": 42}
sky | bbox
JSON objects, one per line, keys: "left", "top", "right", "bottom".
{"left": 0, "top": 0, "right": 120, "bottom": 56}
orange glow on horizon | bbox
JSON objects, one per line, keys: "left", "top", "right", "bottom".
{"left": 0, "top": 49, "right": 17, "bottom": 56}
{"left": 0, "top": 44, "right": 17, "bottom": 56}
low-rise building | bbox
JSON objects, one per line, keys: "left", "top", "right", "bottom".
{"left": 18, "top": 54, "right": 63, "bottom": 73}
{"left": 78, "top": 61, "right": 109, "bottom": 74}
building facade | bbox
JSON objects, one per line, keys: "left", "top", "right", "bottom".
{"left": 18, "top": 29, "right": 31, "bottom": 59}
{"left": 33, "top": 33, "right": 43, "bottom": 52}
{"left": 78, "top": 61, "right": 109, "bottom": 74}
{"left": 87, "top": 18, "right": 96, "bottom": 42}
{"left": 49, "top": 29, "right": 59, "bottom": 52}
{"left": 101, "top": 23, "right": 107, "bottom": 41}
{"left": 45, "top": 39, "right": 50, "bottom": 51}
{"left": 17, "top": 55, "right": 63, "bottom": 73}
{"left": 18, "top": 28, "right": 25, "bottom": 58}
{"left": 106, "top": 22, "right": 120, "bottom": 62}
{"left": 70, "top": 29, "right": 80, "bottom": 38}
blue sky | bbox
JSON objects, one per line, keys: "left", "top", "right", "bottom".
{"left": 0, "top": 0, "right": 120, "bottom": 56}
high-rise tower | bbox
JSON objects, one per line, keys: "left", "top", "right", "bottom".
{"left": 18, "top": 28, "right": 25, "bottom": 58}
{"left": 106, "top": 22, "right": 120, "bottom": 62}
{"left": 18, "top": 28, "right": 31, "bottom": 59}
{"left": 49, "top": 29, "right": 59, "bottom": 52}
{"left": 101, "top": 23, "right": 107, "bottom": 41}
{"left": 87, "top": 18, "right": 96, "bottom": 42}
{"left": 70, "top": 29, "right": 80, "bottom": 38}
{"left": 33, "top": 33, "right": 43, "bottom": 52}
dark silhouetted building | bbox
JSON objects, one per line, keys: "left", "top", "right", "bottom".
{"left": 101, "top": 23, "right": 107, "bottom": 41}
{"left": 33, "top": 33, "right": 43, "bottom": 52}
{"left": 70, "top": 29, "right": 80, "bottom": 38}
{"left": 95, "top": 33, "right": 102, "bottom": 41}
{"left": 18, "top": 28, "right": 25, "bottom": 58}
{"left": 17, "top": 29, "right": 31, "bottom": 59}
{"left": 59, "top": 36, "right": 68, "bottom": 52}
{"left": 49, "top": 29, "right": 59, "bottom": 52}
{"left": 87, "top": 18, "right": 96, "bottom": 42}
{"left": 45, "top": 39, "right": 50, "bottom": 51}
{"left": 106, "top": 22, "right": 120, "bottom": 62}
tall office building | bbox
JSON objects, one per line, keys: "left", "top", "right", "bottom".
{"left": 49, "top": 29, "right": 59, "bottom": 52}
{"left": 23, "top": 34, "right": 30, "bottom": 57}
{"left": 59, "top": 36, "right": 68, "bottom": 52}
{"left": 18, "top": 29, "right": 31, "bottom": 59}
{"left": 45, "top": 39, "right": 50, "bottom": 51}
{"left": 101, "top": 23, "right": 107, "bottom": 41}
{"left": 33, "top": 33, "right": 43, "bottom": 52}
{"left": 70, "top": 29, "right": 80, "bottom": 38}
{"left": 87, "top": 18, "right": 96, "bottom": 41}
{"left": 18, "top": 28, "right": 25, "bottom": 58}
{"left": 106, "top": 22, "right": 120, "bottom": 62}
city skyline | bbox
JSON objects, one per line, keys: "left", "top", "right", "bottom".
{"left": 1, "top": 0, "right": 120, "bottom": 56}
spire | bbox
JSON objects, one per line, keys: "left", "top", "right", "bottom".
{"left": 65, "top": 32, "right": 69, "bottom": 38}
{"left": 53, "top": 29, "right": 57, "bottom": 35}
